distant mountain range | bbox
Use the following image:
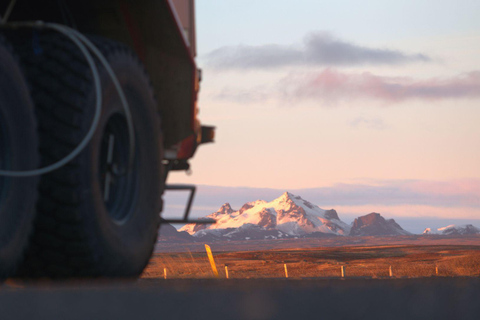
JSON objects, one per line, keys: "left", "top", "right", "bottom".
{"left": 178, "top": 192, "right": 410, "bottom": 241}
{"left": 158, "top": 192, "right": 479, "bottom": 242}
{"left": 423, "top": 224, "right": 480, "bottom": 235}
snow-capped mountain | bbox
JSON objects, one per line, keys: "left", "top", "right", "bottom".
{"left": 180, "top": 192, "right": 351, "bottom": 239}
{"left": 191, "top": 224, "right": 293, "bottom": 242}
{"left": 349, "top": 213, "right": 411, "bottom": 236}
{"left": 423, "top": 224, "right": 480, "bottom": 235}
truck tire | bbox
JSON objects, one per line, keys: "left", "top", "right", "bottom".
{"left": 0, "top": 37, "right": 38, "bottom": 279}
{"left": 16, "top": 34, "right": 163, "bottom": 278}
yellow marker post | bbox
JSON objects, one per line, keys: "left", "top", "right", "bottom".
{"left": 389, "top": 266, "right": 393, "bottom": 277}
{"left": 164, "top": 267, "right": 167, "bottom": 279}
{"left": 205, "top": 244, "right": 219, "bottom": 278}
{"left": 284, "top": 263, "right": 289, "bottom": 278}
{"left": 225, "top": 265, "right": 229, "bottom": 279}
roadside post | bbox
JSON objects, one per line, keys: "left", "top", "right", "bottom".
{"left": 205, "top": 244, "right": 219, "bottom": 278}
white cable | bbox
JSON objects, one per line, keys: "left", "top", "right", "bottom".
{"left": 1, "top": 0, "right": 17, "bottom": 24}
{"left": 0, "top": 21, "right": 135, "bottom": 177}
{"left": 66, "top": 27, "right": 135, "bottom": 169}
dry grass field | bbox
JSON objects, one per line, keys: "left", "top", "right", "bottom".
{"left": 143, "top": 240, "right": 480, "bottom": 279}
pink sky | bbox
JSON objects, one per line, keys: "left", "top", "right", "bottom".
{"left": 167, "top": 1, "right": 480, "bottom": 221}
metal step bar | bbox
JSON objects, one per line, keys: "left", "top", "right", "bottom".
{"left": 161, "top": 184, "right": 215, "bottom": 224}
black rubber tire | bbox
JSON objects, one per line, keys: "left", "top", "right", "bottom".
{"left": 15, "top": 34, "right": 163, "bottom": 278}
{"left": 0, "top": 36, "right": 38, "bottom": 279}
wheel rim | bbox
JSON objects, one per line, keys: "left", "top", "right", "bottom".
{"left": 98, "top": 113, "right": 138, "bottom": 224}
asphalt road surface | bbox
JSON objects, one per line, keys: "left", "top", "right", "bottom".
{"left": 1, "top": 277, "right": 479, "bottom": 320}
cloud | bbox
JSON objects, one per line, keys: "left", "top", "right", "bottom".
{"left": 163, "top": 179, "right": 480, "bottom": 221}
{"left": 278, "top": 69, "right": 480, "bottom": 103}
{"left": 214, "top": 86, "right": 272, "bottom": 104}
{"left": 297, "top": 179, "right": 480, "bottom": 208}
{"left": 349, "top": 116, "right": 387, "bottom": 130}
{"left": 205, "top": 32, "right": 430, "bottom": 70}
{"left": 213, "top": 69, "right": 480, "bottom": 104}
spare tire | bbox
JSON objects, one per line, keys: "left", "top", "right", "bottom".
{"left": 0, "top": 36, "right": 38, "bottom": 279}
{"left": 16, "top": 34, "right": 164, "bottom": 278}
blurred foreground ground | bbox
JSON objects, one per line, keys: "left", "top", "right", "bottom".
{"left": 1, "top": 278, "right": 479, "bottom": 320}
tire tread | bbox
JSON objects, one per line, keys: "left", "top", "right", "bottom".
{"left": 16, "top": 34, "right": 161, "bottom": 278}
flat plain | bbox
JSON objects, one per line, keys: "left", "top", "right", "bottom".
{"left": 144, "top": 235, "right": 480, "bottom": 279}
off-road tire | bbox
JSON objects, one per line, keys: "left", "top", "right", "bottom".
{"left": 0, "top": 36, "right": 38, "bottom": 279}
{"left": 15, "top": 33, "right": 163, "bottom": 278}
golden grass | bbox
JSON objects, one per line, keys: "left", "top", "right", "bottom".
{"left": 142, "top": 245, "right": 480, "bottom": 279}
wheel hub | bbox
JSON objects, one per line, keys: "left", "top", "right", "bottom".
{"left": 99, "top": 113, "right": 137, "bottom": 223}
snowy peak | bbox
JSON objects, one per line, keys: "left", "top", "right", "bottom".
{"left": 216, "top": 203, "right": 234, "bottom": 215}
{"left": 179, "top": 203, "right": 235, "bottom": 234}
{"left": 350, "top": 213, "right": 410, "bottom": 236}
{"left": 280, "top": 191, "right": 296, "bottom": 200}
{"left": 423, "top": 224, "right": 480, "bottom": 235}
{"left": 180, "top": 192, "right": 351, "bottom": 237}
{"left": 277, "top": 192, "right": 320, "bottom": 213}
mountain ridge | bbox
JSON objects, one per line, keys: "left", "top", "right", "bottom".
{"left": 423, "top": 224, "right": 480, "bottom": 235}
{"left": 180, "top": 192, "right": 410, "bottom": 240}
{"left": 350, "top": 212, "right": 411, "bottom": 236}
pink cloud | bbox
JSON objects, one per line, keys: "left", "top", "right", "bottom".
{"left": 278, "top": 69, "right": 480, "bottom": 103}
